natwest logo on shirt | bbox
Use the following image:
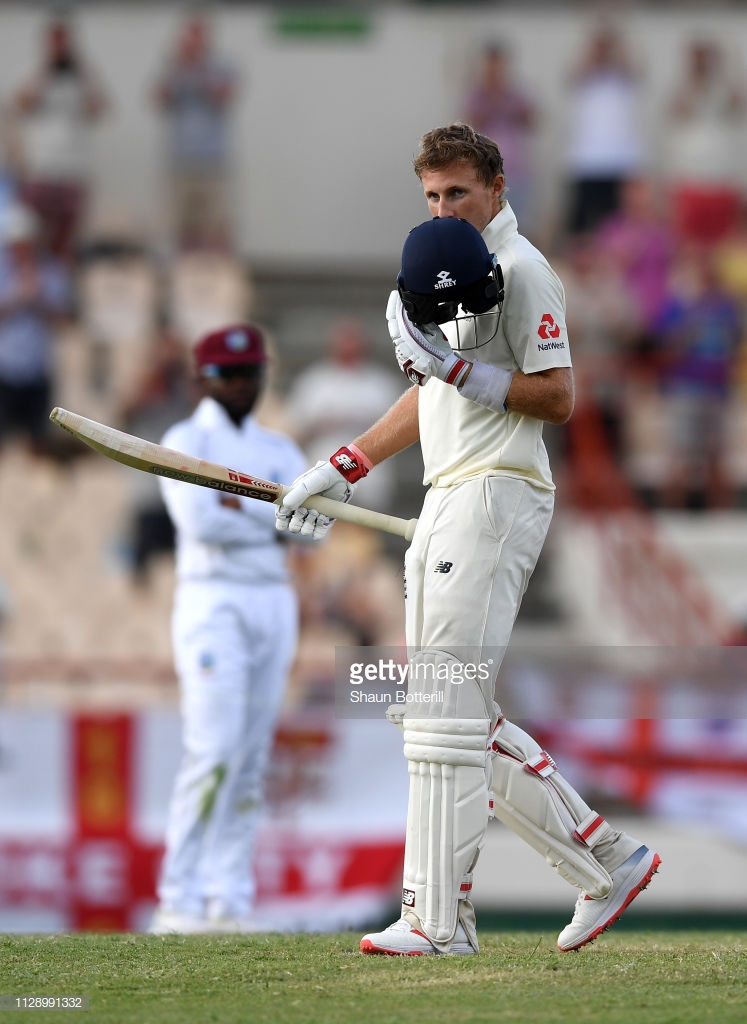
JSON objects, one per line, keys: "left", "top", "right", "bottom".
{"left": 537, "top": 314, "right": 561, "bottom": 340}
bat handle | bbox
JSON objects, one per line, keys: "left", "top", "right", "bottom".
{"left": 276, "top": 485, "right": 417, "bottom": 542}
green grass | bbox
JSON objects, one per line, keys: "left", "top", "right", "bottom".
{"left": 1, "top": 931, "right": 745, "bottom": 1023}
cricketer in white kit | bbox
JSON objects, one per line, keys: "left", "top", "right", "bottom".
{"left": 150, "top": 324, "right": 308, "bottom": 935}
{"left": 276, "top": 124, "right": 660, "bottom": 955}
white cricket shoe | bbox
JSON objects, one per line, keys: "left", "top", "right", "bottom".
{"left": 149, "top": 908, "right": 213, "bottom": 935}
{"left": 205, "top": 899, "right": 266, "bottom": 934}
{"left": 206, "top": 914, "right": 267, "bottom": 934}
{"left": 360, "top": 918, "right": 474, "bottom": 956}
{"left": 557, "top": 845, "right": 662, "bottom": 952}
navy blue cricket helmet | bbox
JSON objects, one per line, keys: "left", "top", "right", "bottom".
{"left": 397, "top": 217, "right": 503, "bottom": 329}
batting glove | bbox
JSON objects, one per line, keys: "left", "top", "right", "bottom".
{"left": 386, "top": 290, "right": 472, "bottom": 388}
{"left": 275, "top": 445, "right": 371, "bottom": 541}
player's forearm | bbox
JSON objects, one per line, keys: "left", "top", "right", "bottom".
{"left": 352, "top": 386, "right": 419, "bottom": 466}
{"left": 504, "top": 367, "right": 575, "bottom": 425}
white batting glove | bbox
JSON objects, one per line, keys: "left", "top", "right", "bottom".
{"left": 386, "top": 290, "right": 472, "bottom": 388}
{"left": 275, "top": 501, "right": 335, "bottom": 540}
{"left": 275, "top": 446, "right": 371, "bottom": 541}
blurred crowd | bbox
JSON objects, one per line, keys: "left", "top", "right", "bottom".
{"left": 467, "top": 25, "right": 747, "bottom": 514}
{"left": 3, "top": 11, "right": 747, "bottom": 698}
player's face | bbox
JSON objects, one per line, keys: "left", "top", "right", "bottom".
{"left": 204, "top": 365, "right": 265, "bottom": 423}
{"left": 420, "top": 163, "right": 504, "bottom": 233}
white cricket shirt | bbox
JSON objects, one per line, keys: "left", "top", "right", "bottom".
{"left": 418, "top": 202, "right": 572, "bottom": 491}
{"left": 160, "top": 396, "right": 307, "bottom": 583}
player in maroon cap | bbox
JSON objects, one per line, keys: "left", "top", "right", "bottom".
{"left": 150, "top": 323, "right": 309, "bottom": 934}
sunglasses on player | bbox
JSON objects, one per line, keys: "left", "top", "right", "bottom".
{"left": 201, "top": 364, "right": 264, "bottom": 379}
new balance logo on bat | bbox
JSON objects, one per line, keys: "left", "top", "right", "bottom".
{"left": 227, "top": 469, "right": 278, "bottom": 499}
{"left": 434, "top": 561, "right": 453, "bottom": 573}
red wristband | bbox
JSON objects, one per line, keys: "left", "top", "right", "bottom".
{"left": 330, "top": 444, "right": 373, "bottom": 482}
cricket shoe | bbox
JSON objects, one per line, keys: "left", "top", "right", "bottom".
{"left": 149, "top": 908, "right": 214, "bottom": 935}
{"left": 205, "top": 916, "right": 266, "bottom": 934}
{"left": 360, "top": 918, "right": 474, "bottom": 956}
{"left": 205, "top": 899, "right": 266, "bottom": 934}
{"left": 557, "top": 845, "right": 662, "bottom": 952}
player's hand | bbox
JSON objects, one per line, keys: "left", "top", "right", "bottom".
{"left": 275, "top": 447, "right": 369, "bottom": 541}
{"left": 386, "top": 290, "right": 472, "bottom": 388}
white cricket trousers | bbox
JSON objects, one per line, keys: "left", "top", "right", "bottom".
{"left": 405, "top": 473, "right": 554, "bottom": 675}
{"left": 400, "top": 474, "right": 554, "bottom": 948}
{"left": 157, "top": 578, "right": 298, "bottom": 918}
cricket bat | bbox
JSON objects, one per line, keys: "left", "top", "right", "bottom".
{"left": 49, "top": 407, "right": 418, "bottom": 541}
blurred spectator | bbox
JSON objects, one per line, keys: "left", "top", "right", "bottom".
{"left": 0, "top": 571, "right": 9, "bottom": 695}
{"left": 462, "top": 42, "right": 539, "bottom": 233}
{"left": 285, "top": 318, "right": 405, "bottom": 512}
{"left": 0, "top": 202, "right": 72, "bottom": 456}
{"left": 153, "top": 14, "right": 238, "bottom": 253}
{"left": 663, "top": 39, "right": 746, "bottom": 247}
{"left": 651, "top": 246, "right": 743, "bottom": 509}
{"left": 0, "top": 96, "right": 24, "bottom": 196}
{"left": 563, "top": 24, "right": 646, "bottom": 238}
{"left": 713, "top": 198, "right": 747, "bottom": 304}
{"left": 10, "top": 15, "right": 108, "bottom": 262}
{"left": 557, "top": 231, "right": 641, "bottom": 459}
{"left": 594, "top": 176, "right": 676, "bottom": 335}
{"left": 118, "top": 324, "right": 196, "bottom": 586}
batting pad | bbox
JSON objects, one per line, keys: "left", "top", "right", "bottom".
{"left": 489, "top": 718, "right": 613, "bottom": 898}
{"left": 401, "top": 716, "right": 490, "bottom": 951}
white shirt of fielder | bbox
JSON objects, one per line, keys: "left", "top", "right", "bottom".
{"left": 154, "top": 394, "right": 307, "bottom": 928}
{"left": 160, "top": 395, "right": 307, "bottom": 582}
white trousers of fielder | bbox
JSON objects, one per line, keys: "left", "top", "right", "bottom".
{"left": 157, "top": 578, "right": 298, "bottom": 919}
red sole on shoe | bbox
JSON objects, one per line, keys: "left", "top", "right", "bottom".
{"left": 360, "top": 939, "right": 426, "bottom": 956}
{"left": 559, "top": 853, "right": 662, "bottom": 952}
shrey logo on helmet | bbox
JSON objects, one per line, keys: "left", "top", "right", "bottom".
{"left": 435, "top": 269, "right": 457, "bottom": 290}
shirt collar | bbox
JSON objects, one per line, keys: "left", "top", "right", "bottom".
{"left": 194, "top": 395, "right": 253, "bottom": 432}
{"left": 482, "top": 200, "right": 518, "bottom": 252}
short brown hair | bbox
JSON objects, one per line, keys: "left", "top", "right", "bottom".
{"left": 413, "top": 123, "right": 504, "bottom": 187}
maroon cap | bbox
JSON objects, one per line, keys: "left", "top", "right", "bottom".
{"left": 194, "top": 324, "right": 266, "bottom": 371}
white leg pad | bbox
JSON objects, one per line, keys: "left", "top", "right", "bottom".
{"left": 401, "top": 717, "right": 490, "bottom": 951}
{"left": 489, "top": 718, "right": 613, "bottom": 898}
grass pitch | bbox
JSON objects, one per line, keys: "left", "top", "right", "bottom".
{"left": 1, "top": 931, "right": 745, "bottom": 1023}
